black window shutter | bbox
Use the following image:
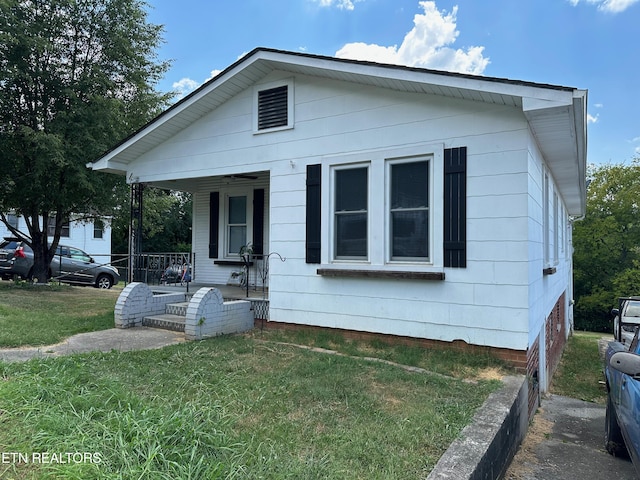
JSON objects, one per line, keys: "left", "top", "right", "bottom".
{"left": 252, "top": 189, "right": 265, "bottom": 255}
{"left": 209, "top": 192, "right": 219, "bottom": 259}
{"left": 444, "top": 147, "right": 467, "bottom": 268}
{"left": 306, "top": 164, "right": 321, "bottom": 264}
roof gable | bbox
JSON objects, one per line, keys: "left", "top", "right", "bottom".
{"left": 89, "top": 47, "right": 587, "bottom": 214}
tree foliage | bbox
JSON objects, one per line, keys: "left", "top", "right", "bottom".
{"left": 111, "top": 187, "right": 192, "bottom": 254}
{"left": 0, "top": 0, "right": 171, "bottom": 280}
{"left": 573, "top": 160, "right": 640, "bottom": 331}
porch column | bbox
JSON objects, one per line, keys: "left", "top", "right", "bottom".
{"left": 129, "top": 183, "right": 144, "bottom": 283}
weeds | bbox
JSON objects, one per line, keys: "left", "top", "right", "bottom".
{"left": 0, "top": 335, "right": 503, "bottom": 479}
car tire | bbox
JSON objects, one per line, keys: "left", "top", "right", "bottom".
{"left": 605, "top": 393, "right": 628, "bottom": 457}
{"left": 95, "top": 274, "right": 113, "bottom": 289}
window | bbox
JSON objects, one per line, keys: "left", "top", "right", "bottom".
{"left": 334, "top": 166, "right": 368, "bottom": 259}
{"left": 389, "top": 160, "right": 429, "bottom": 260}
{"left": 543, "top": 173, "right": 550, "bottom": 265}
{"left": 68, "top": 247, "right": 91, "bottom": 262}
{"left": 553, "top": 192, "right": 559, "bottom": 264}
{"left": 209, "top": 189, "right": 265, "bottom": 260}
{"left": 7, "top": 214, "right": 18, "bottom": 230}
{"left": 254, "top": 79, "right": 294, "bottom": 133}
{"left": 311, "top": 144, "right": 448, "bottom": 270}
{"left": 227, "top": 195, "right": 247, "bottom": 256}
{"left": 93, "top": 220, "right": 104, "bottom": 239}
{"left": 48, "top": 216, "right": 70, "bottom": 237}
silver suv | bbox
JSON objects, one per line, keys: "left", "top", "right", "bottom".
{"left": 0, "top": 238, "right": 119, "bottom": 289}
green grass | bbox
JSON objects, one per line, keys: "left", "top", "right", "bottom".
{"left": 550, "top": 331, "right": 608, "bottom": 403}
{"left": 0, "top": 333, "right": 506, "bottom": 479}
{"left": 0, "top": 281, "right": 509, "bottom": 478}
{"left": 0, "top": 281, "right": 118, "bottom": 347}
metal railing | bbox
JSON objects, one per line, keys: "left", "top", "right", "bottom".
{"left": 114, "top": 252, "right": 195, "bottom": 285}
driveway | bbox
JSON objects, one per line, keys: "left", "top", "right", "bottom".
{"left": 504, "top": 394, "right": 637, "bottom": 479}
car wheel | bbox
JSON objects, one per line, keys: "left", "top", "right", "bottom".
{"left": 605, "top": 393, "right": 628, "bottom": 457}
{"left": 95, "top": 274, "right": 113, "bottom": 289}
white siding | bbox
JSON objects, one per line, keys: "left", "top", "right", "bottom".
{"left": 125, "top": 70, "right": 574, "bottom": 354}
{"left": 0, "top": 216, "right": 112, "bottom": 263}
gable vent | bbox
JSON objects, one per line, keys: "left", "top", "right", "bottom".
{"left": 257, "top": 85, "right": 288, "bottom": 130}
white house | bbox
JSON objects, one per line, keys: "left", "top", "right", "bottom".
{"left": 89, "top": 48, "right": 587, "bottom": 406}
{"left": 0, "top": 213, "right": 113, "bottom": 263}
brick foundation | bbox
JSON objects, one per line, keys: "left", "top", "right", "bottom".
{"left": 546, "top": 292, "right": 567, "bottom": 381}
{"left": 527, "top": 335, "right": 540, "bottom": 419}
{"left": 257, "top": 320, "right": 528, "bottom": 373}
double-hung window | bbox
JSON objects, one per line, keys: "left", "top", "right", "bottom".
{"left": 227, "top": 195, "right": 247, "bottom": 257}
{"left": 320, "top": 144, "right": 443, "bottom": 269}
{"left": 334, "top": 166, "right": 368, "bottom": 259}
{"left": 389, "top": 159, "right": 429, "bottom": 261}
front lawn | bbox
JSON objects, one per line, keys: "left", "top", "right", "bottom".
{"left": 0, "top": 333, "right": 506, "bottom": 479}
{"left": 0, "top": 281, "right": 118, "bottom": 347}
{"left": 0, "top": 280, "right": 509, "bottom": 478}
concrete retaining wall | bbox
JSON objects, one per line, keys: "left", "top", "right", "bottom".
{"left": 427, "top": 375, "right": 528, "bottom": 480}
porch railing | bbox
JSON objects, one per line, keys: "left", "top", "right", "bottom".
{"left": 114, "top": 252, "right": 195, "bottom": 285}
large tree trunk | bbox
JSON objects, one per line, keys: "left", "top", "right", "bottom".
{"left": 29, "top": 228, "right": 51, "bottom": 283}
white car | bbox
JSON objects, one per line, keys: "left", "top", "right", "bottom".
{"left": 611, "top": 297, "right": 640, "bottom": 349}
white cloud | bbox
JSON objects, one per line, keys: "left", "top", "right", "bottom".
{"left": 206, "top": 69, "right": 222, "bottom": 82}
{"left": 587, "top": 112, "right": 599, "bottom": 123}
{"left": 568, "top": 0, "right": 639, "bottom": 13}
{"left": 172, "top": 77, "right": 199, "bottom": 99}
{"left": 170, "top": 68, "right": 224, "bottom": 100}
{"left": 335, "top": 1, "right": 489, "bottom": 75}
{"left": 315, "top": 0, "right": 361, "bottom": 10}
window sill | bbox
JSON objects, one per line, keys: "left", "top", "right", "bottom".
{"left": 317, "top": 268, "right": 445, "bottom": 280}
{"left": 214, "top": 260, "right": 254, "bottom": 267}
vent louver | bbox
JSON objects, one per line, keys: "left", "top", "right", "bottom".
{"left": 257, "top": 85, "right": 288, "bottom": 130}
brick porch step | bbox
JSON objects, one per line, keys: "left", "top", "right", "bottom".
{"left": 143, "top": 314, "right": 186, "bottom": 332}
{"left": 165, "top": 302, "right": 189, "bottom": 316}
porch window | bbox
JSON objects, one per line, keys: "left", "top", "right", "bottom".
{"left": 334, "top": 166, "right": 368, "bottom": 259}
{"left": 227, "top": 195, "right": 247, "bottom": 256}
{"left": 389, "top": 159, "right": 429, "bottom": 260}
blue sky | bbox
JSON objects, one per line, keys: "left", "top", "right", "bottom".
{"left": 145, "top": 0, "right": 640, "bottom": 166}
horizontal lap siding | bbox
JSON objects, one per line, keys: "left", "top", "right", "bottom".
{"left": 147, "top": 71, "right": 541, "bottom": 351}
{"left": 268, "top": 76, "right": 533, "bottom": 351}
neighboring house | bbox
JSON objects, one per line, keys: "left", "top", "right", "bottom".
{"left": 0, "top": 213, "right": 113, "bottom": 263}
{"left": 89, "top": 48, "right": 587, "bottom": 407}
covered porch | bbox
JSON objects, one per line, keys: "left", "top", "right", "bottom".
{"left": 126, "top": 170, "right": 275, "bottom": 294}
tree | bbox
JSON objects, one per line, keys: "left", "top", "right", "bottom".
{"left": 111, "top": 188, "right": 193, "bottom": 254}
{"left": 573, "top": 160, "right": 640, "bottom": 330}
{"left": 0, "top": 0, "right": 171, "bottom": 281}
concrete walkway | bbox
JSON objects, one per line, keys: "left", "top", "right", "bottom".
{"left": 504, "top": 394, "right": 637, "bottom": 479}
{"left": 0, "top": 327, "right": 185, "bottom": 363}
